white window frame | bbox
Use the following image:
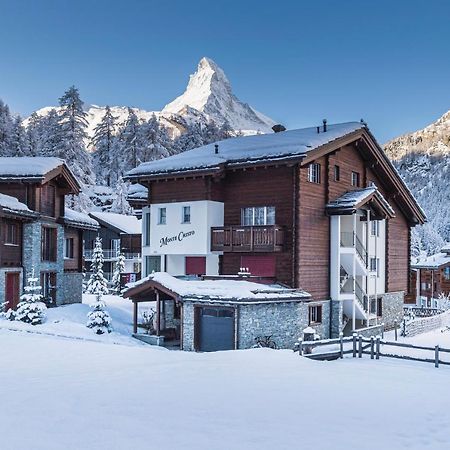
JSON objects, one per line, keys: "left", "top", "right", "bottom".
{"left": 308, "top": 163, "right": 321, "bottom": 184}
{"left": 370, "top": 257, "right": 380, "bottom": 277}
{"left": 64, "top": 237, "right": 74, "bottom": 259}
{"left": 351, "top": 171, "right": 360, "bottom": 187}
{"left": 144, "top": 212, "right": 151, "bottom": 246}
{"left": 158, "top": 207, "right": 167, "bottom": 225}
{"left": 241, "top": 206, "right": 276, "bottom": 226}
{"left": 371, "top": 220, "right": 379, "bottom": 237}
{"left": 182, "top": 206, "right": 191, "bottom": 224}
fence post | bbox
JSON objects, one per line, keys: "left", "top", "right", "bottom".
{"left": 370, "top": 336, "right": 375, "bottom": 359}
{"left": 298, "top": 339, "right": 303, "bottom": 356}
{"left": 435, "top": 345, "right": 439, "bottom": 368}
{"left": 394, "top": 320, "right": 398, "bottom": 341}
{"left": 358, "top": 335, "right": 362, "bottom": 358}
{"left": 339, "top": 332, "right": 344, "bottom": 359}
{"left": 352, "top": 332, "right": 357, "bottom": 358}
{"left": 376, "top": 336, "right": 380, "bottom": 360}
{"left": 381, "top": 323, "right": 385, "bottom": 339}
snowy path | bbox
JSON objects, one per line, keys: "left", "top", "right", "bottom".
{"left": 0, "top": 329, "right": 449, "bottom": 450}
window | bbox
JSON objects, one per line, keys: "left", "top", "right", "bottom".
{"left": 64, "top": 238, "right": 74, "bottom": 259}
{"left": 351, "top": 171, "right": 360, "bottom": 187}
{"left": 241, "top": 206, "right": 276, "bottom": 226}
{"left": 158, "top": 207, "right": 166, "bottom": 225}
{"left": 371, "top": 221, "right": 379, "bottom": 237}
{"left": 182, "top": 206, "right": 191, "bottom": 224}
{"left": 370, "top": 257, "right": 380, "bottom": 276}
{"left": 41, "top": 272, "right": 57, "bottom": 306}
{"left": 41, "top": 227, "right": 57, "bottom": 262}
{"left": 5, "top": 222, "right": 19, "bottom": 245}
{"left": 144, "top": 212, "right": 151, "bottom": 246}
{"left": 309, "top": 305, "right": 322, "bottom": 324}
{"left": 334, "top": 165, "right": 340, "bottom": 181}
{"left": 145, "top": 256, "right": 161, "bottom": 276}
{"left": 444, "top": 267, "right": 450, "bottom": 280}
{"left": 308, "top": 163, "right": 321, "bottom": 183}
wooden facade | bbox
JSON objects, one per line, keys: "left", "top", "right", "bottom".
{"left": 132, "top": 126, "right": 425, "bottom": 302}
{"left": 0, "top": 217, "right": 24, "bottom": 267}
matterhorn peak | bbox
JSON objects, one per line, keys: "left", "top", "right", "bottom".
{"left": 163, "top": 57, "right": 275, "bottom": 133}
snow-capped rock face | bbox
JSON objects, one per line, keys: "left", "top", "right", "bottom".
{"left": 24, "top": 57, "right": 276, "bottom": 140}
{"left": 384, "top": 110, "right": 450, "bottom": 255}
{"left": 162, "top": 57, "right": 275, "bottom": 133}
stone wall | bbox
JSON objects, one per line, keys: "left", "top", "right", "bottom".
{"left": 62, "top": 273, "right": 83, "bottom": 305}
{"left": 0, "top": 268, "right": 23, "bottom": 310}
{"left": 381, "top": 291, "right": 404, "bottom": 330}
{"left": 330, "top": 300, "right": 344, "bottom": 338}
{"left": 23, "top": 222, "right": 65, "bottom": 306}
{"left": 353, "top": 324, "right": 384, "bottom": 338}
{"left": 181, "top": 300, "right": 331, "bottom": 351}
{"left": 402, "top": 310, "right": 450, "bottom": 337}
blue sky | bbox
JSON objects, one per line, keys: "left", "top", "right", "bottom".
{"left": 0, "top": 0, "right": 449, "bottom": 142}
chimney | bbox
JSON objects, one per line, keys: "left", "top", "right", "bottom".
{"left": 272, "top": 124, "right": 286, "bottom": 133}
{"left": 214, "top": 144, "right": 219, "bottom": 154}
{"left": 316, "top": 126, "right": 320, "bottom": 134}
{"left": 323, "top": 119, "right": 327, "bottom": 132}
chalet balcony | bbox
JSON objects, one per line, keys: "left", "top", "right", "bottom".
{"left": 211, "top": 225, "right": 284, "bottom": 253}
{"left": 84, "top": 249, "right": 141, "bottom": 260}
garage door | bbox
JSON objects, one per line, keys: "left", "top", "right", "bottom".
{"left": 197, "top": 307, "right": 235, "bottom": 352}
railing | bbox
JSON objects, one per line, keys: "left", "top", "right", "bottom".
{"left": 84, "top": 250, "right": 141, "bottom": 260}
{"left": 85, "top": 271, "right": 114, "bottom": 282}
{"left": 211, "top": 225, "right": 284, "bottom": 252}
{"left": 340, "top": 232, "right": 368, "bottom": 267}
{"left": 404, "top": 306, "right": 443, "bottom": 318}
{"left": 294, "top": 333, "right": 450, "bottom": 369}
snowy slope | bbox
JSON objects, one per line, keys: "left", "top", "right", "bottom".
{"left": 163, "top": 57, "right": 275, "bottom": 133}
{"left": 384, "top": 110, "right": 450, "bottom": 254}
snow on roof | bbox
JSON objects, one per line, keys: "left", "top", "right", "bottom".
{"left": 441, "top": 243, "right": 450, "bottom": 254}
{"left": 126, "top": 122, "right": 365, "bottom": 178}
{"left": 64, "top": 208, "right": 99, "bottom": 230}
{"left": 127, "top": 183, "right": 148, "bottom": 200}
{"left": 412, "top": 252, "right": 450, "bottom": 269}
{"left": 89, "top": 211, "right": 141, "bottom": 234}
{"left": 127, "top": 272, "right": 311, "bottom": 303}
{"left": 0, "top": 157, "right": 64, "bottom": 178}
{"left": 0, "top": 193, "right": 36, "bottom": 217}
{"left": 326, "top": 186, "right": 395, "bottom": 216}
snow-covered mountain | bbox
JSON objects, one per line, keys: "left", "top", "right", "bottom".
{"left": 25, "top": 57, "right": 276, "bottom": 143}
{"left": 162, "top": 57, "right": 275, "bottom": 133}
{"left": 384, "top": 110, "right": 450, "bottom": 255}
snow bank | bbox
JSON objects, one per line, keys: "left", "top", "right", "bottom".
{"left": 0, "top": 193, "right": 33, "bottom": 213}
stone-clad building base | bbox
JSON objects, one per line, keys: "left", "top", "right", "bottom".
{"left": 62, "top": 273, "right": 84, "bottom": 305}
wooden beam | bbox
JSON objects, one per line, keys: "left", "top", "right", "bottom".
{"left": 133, "top": 301, "right": 138, "bottom": 334}
{"left": 156, "top": 290, "right": 161, "bottom": 337}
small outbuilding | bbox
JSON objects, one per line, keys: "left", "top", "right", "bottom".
{"left": 123, "top": 272, "right": 329, "bottom": 351}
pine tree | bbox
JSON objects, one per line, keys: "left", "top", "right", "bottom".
{"left": 57, "top": 86, "right": 94, "bottom": 184}
{"left": 92, "top": 106, "right": 117, "bottom": 185}
{"left": 10, "top": 115, "right": 30, "bottom": 156}
{"left": 13, "top": 270, "right": 47, "bottom": 325}
{"left": 0, "top": 99, "right": 13, "bottom": 156}
{"left": 86, "top": 236, "right": 109, "bottom": 295}
{"left": 110, "top": 177, "right": 132, "bottom": 214}
{"left": 87, "top": 292, "right": 112, "bottom": 334}
{"left": 111, "top": 251, "right": 125, "bottom": 295}
{"left": 120, "top": 107, "right": 144, "bottom": 173}
{"left": 139, "top": 114, "right": 171, "bottom": 162}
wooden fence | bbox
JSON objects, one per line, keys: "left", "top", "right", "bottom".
{"left": 294, "top": 333, "right": 450, "bottom": 368}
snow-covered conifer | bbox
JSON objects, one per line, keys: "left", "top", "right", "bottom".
{"left": 14, "top": 271, "right": 47, "bottom": 325}
{"left": 110, "top": 177, "right": 132, "bottom": 215}
{"left": 85, "top": 236, "right": 109, "bottom": 295}
{"left": 111, "top": 251, "right": 125, "bottom": 295}
{"left": 87, "top": 292, "right": 112, "bottom": 334}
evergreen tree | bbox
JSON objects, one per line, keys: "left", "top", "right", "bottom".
{"left": 111, "top": 251, "right": 125, "bottom": 295}
{"left": 39, "top": 109, "right": 61, "bottom": 156}
{"left": 10, "top": 115, "right": 30, "bottom": 156}
{"left": 0, "top": 99, "right": 13, "bottom": 156}
{"left": 86, "top": 236, "right": 109, "bottom": 295}
{"left": 139, "top": 114, "right": 171, "bottom": 162}
{"left": 120, "top": 107, "right": 144, "bottom": 173}
{"left": 110, "top": 177, "right": 132, "bottom": 214}
{"left": 57, "top": 86, "right": 94, "bottom": 184}
{"left": 87, "top": 292, "right": 112, "bottom": 334}
{"left": 26, "top": 112, "right": 43, "bottom": 155}
{"left": 13, "top": 270, "right": 47, "bottom": 325}
{"left": 92, "top": 106, "right": 117, "bottom": 185}
{"left": 173, "top": 122, "right": 205, "bottom": 153}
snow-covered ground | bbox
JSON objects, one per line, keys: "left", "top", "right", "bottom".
{"left": 1, "top": 299, "right": 450, "bottom": 449}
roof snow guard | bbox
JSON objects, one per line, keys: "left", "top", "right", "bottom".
{"left": 124, "top": 272, "right": 311, "bottom": 305}
{"left": 325, "top": 186, "right": 395, "bottom": 219}
{"left": 0, "top": 157, "right": 80, "bottom": 193}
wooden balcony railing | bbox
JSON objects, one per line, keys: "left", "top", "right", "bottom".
{"left": 211, "top": 225, "right": 284, "bottom": 252}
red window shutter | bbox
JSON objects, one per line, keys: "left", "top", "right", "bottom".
{"left": 185, "top": 257, "right": 206, "bottom": 276}
{"left": 241, "top": 255, "right": 276, "bottom": 277}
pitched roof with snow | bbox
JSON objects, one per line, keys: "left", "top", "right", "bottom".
{"left": 126, "top": 183, "right": 148, "bottom": 201}
{"left": 124, "top": 272, "right": 311, "bottom": 304}
{"left": 412, "top": 252, "right": 450, "bottom": 269}
{"left": 0, "top": 193, "right": 38, "bottom": 219}
{"left": 63, "top": 208, "right": 99, "bottom": 230}
{"left": 326, "top": 186, "right": 395, "bottom": 218}
{"left": 89, "top": 211, "right": 141, "bottom": 235}
{"left": 126, "top": 122, "right": 365, "bottom": 178}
